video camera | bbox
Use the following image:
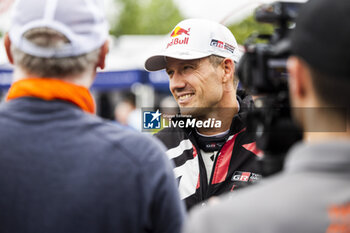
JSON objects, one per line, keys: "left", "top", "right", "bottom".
{"left": 237, "top": 1, "right": 303, "bottom": 176}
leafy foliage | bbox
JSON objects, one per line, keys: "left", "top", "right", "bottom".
{"left": 228, "top": 15, "right": 274, "bottom": 45}
{"left": 111, "top": 0, "right": 184, "bottom": 36}
{"left": 110, "top": 0, "right": 273, "bottom": 45}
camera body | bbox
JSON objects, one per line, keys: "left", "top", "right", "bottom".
{"left": 238, "top": 1, "right": 302, "bottom": 94}
{"left": 237, "top": 1, "right": 303, "bottom": 175}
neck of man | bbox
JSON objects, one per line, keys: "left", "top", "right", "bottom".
{"left": 302, "top": 112, "right": 350, "bottom": 143}
{"left": 304, "top": 131, "right": 350, "bottom": 143}
{"left": 13, "top": 67, "right": 95, "bottom": 88}
{"left": 195, "top": 95, "right": 239, "bottom": 136}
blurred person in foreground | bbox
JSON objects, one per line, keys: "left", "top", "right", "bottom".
{"left": 0, "top": 0, "right": 184, "bottom": 232}
{"left": 183, "top": 0, "right": 350, "bottom": 232}
{"left": 145, "top": 19, "right": 262, "bottom": 210}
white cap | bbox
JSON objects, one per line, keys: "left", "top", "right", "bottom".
{"left": 144, "top": 18, "right": 242, "bottom": 71}
{"left": 8, "top": 0, "right": 109, "bottom": 58}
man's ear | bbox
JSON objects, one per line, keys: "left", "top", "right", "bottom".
{"left": 4, "top": 33, "right": 14, "bottom": 64}
{"left": 221, "top": 58, "right": 234, "bottom": 83}
{"left": 97, "top": 40, "right": 109, "bottom": 70}
{"left": 287, "top": 56, "right": 308, "bottom": 104}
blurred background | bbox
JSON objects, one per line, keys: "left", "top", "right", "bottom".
{"left": 0, "top": 0, "right": 298, "bottom": 129}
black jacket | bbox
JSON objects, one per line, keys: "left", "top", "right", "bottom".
{"left": 155, "top": 96, "right": 262, "bottom": 210}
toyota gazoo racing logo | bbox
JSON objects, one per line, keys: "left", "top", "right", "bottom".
{"left": 167, "top": 26, "right": 190, "bottom": 48}
{"left": 231, "top": 171, "right": 261, "bottom": 183}
{"left": 210, "top": 39, "right": 235, "bottom": 54}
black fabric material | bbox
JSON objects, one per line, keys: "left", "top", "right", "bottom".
{"left": 195, "top": 133, "right": 227, "bottom": 152}
{"left": 291, "top": 0, "right": 350, "bottom": 78}
{"left": 155, "top": 94, "right": 262, "bottom": 210}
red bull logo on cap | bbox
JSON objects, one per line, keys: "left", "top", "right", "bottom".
{"left": 171, "top": 26, "right": 190, "bottom": 37}
{"left": 167, "top": 26, "right": 190, "bottom": 49}
{"left": 167, "top": 37, "right": 190, "bottom": 49}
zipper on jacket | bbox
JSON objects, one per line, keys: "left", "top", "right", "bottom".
{"left": 205, "top": 131, "right": 234, "bottom": 199}
{"left": 205, "top": 143, "right": 225, "bottom": 199}
{"left": 187, "top": 130, "right": 209, "bottom": 202}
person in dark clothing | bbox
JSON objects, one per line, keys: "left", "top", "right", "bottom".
{"left": 0, "top": 0, "right": 185, "bottom": 232}
{"left": 183, "top": 0, "right": 350, "bottom": 232}
{"left": 145, "top": 18, "right": 262, "bottom": 210}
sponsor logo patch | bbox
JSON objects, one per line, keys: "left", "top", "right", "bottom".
{"left": 167, "top": 37, "right": 190, "bottom": 48}
{"left": 167, "top": 27, "right": 191, "bottom": 48}
{"left": 171, "top": 26, "right": 190, "bottom": 37}
{"left": 231, "top": 171, "right": 261, "bottom": 183}
{"left": 210, "top": 39, "right": 235, "bottom": 53}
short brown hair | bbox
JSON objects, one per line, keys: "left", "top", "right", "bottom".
{"left": 208, "top": 55, "right": 239, "bottom": 87}
{"left": 309, "top": 65, "right": 350, "bottom": 108}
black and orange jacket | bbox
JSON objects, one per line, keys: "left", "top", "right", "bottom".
{"left": 155, "top": 96, "right": 263, "bottom": 210}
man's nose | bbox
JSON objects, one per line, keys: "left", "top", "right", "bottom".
{"left": 169, "top": 72, "right": 186, "bottom": 91}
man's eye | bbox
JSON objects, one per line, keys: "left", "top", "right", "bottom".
{"left": 167, "top": 70, "right": 174, "bottom": 76}
{"left": 184, "top": 65, "right": 193, "bottom": 70}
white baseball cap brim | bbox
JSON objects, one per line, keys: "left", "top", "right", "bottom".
{"left": 145, "top": 50, "right": 212, "bottom": 72}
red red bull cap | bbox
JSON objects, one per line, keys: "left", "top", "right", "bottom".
{"left": 144, "top": 18, "right": 242, "bottom": 71}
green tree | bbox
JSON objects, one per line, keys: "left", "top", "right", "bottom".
{"left": 111, "top": 0, "right": 184, "bottom": 36}
{"left": 228, "top": 15, "right": 274, "bottom": 45}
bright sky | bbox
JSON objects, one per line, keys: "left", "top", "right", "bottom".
{"left": 173, "top": 0, "right": 307, "bottom": 25}
{"left": 173, "top": 0, "right": 269, "bottom": 25}
{"left": 0, "top": 0, "right": 308, "bottom": 31}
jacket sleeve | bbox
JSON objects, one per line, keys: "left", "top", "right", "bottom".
{"left": 139, "top": 136, "right": 186, "bottom": 233}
